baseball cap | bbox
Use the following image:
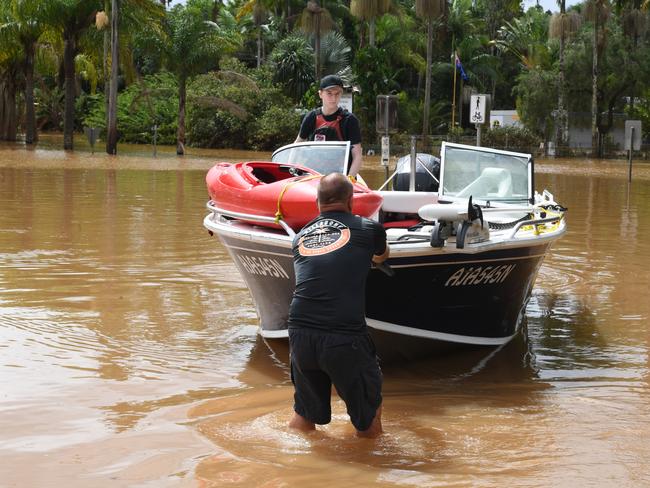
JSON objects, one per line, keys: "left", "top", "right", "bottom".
{"left": 319, "top": 75, "right": 343, "bottom": 90}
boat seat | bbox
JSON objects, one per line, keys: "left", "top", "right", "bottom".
{"left": 383, "top": 218, "right": 421, "bottom": 229}
{"left": 251, "top": 167, "right": 277, "bottom": 184}
{"left": 457, "top": 167, "right": 512, "bottom": 198}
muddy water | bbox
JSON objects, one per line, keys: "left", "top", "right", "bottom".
{"left": 1, "top": 145, "right": 649, "bottom": 487}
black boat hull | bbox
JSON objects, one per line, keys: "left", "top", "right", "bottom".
{"left": 213, "top": 229, "right": 550, "bottom": 349}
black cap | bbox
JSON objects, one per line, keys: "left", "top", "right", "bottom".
{"left": 319, "top": 75, "right": 343, "bottom": 90}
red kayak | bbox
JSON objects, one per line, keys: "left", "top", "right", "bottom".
{"left": 206, "top": 161, "right": 383, "bottom": 231}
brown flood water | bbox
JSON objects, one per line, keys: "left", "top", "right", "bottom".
{"left": 1, "top": 143, "right": 649, "bottom": 487}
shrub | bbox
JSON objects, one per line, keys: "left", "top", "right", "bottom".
{"left": 187, "top": 62, "right": 299, "bottom": 149}
{"left": 482, "top": 125, "right": 541, "bottom": 152}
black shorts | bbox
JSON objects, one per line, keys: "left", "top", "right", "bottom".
{"left": 288, "top": 328, "right": 383, "bottom": 432}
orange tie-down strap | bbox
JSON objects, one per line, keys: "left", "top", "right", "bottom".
{"left": 274, "top": 174, "right": 323, "bottom": 224}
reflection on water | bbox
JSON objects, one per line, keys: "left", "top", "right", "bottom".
{"left": 1, "top": 149, "right": 650, "bottom": 487}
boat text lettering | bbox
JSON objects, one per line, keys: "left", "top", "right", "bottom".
{"left": 237, "top": 254, "right": 290, "bottom": 279}
{"left": 444, "top": 264, "right": 516, "bottom": 287}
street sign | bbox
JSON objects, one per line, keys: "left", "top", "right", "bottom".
{"left": 625, "top": 120, "right": 642, "bottom": 151}
{"left": 470, "top": 94, "right": 487, "bottom": 125}
{"left": 381, "top": 136, "right": 390, "bottom": 167}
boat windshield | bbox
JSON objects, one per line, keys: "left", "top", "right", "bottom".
{"left": 271, "top": 141, "right": 350, "bottom": 175}
{"left": 439, "top": 142, "right": 532, "bottom": 203}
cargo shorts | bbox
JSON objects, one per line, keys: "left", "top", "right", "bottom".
{"left": 288, "top": 328, "right": 383, "bottom": 432}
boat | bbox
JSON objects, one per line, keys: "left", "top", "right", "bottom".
{"left": 206, "top": 151, "right": 382, "bottom": 232}
{"left": 204, "top": 140, "right": 566, "bottom": 360}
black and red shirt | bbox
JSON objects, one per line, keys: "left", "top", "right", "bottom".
{"left": 298, "top": 108, "right": 362, "bottom": 145}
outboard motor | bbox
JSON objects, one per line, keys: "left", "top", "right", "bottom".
{"left": 393, "top": 153, "right": 440, "bottom": 192}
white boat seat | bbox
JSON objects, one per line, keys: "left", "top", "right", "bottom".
{"left": 457, "top": 167, "right": 512, "bottom": 198}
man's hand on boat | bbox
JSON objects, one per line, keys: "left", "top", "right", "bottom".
{"left": 372, "top": 244, "right": 393, "bottom": 276}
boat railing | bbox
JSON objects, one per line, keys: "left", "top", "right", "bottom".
{"left": 206, "top": 200, "right": 296, "bottom": 238}
{"left": 505, "top": 214, "right": 563, "bottom": 240}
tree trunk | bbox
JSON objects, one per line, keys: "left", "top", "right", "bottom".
{"left": 369, "top": 18, "right": 376, "bottom": 47}
{"left": 63, "top": 35, "right": 76, "bottom": 150}
{"left": 104, "top": 0, "right": 110, "bottom": 122}
{"left": 257, "top": 28, "right": 262, "bottom": 69}
{"left": 24, "top": 42, "right": 37, "bottom": 144}
{"left": 555, "top": 33, "right": 567, "bottom": 151}
{"left": 315, "top": 14, "right": 321, "bottom": 80}
{"left": 176, "top": 75, "right": 187, "bottom": 155}
{"left": 591, "top": 15, "right": 599, "bottom": 155}
{"left": 106, "top": 0, "right": 120, "bottom": 155}
{"left": 422, "top": 19, "right": 433, "bottom": 136}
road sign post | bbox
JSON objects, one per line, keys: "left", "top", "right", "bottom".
{"left": 625, "top": 120, "right": 642, "bottom": 182}
{"left": 470, "top": 94, "right": 488, "bottom": 147}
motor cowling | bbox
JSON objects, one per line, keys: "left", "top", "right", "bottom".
{"left": 393, "top": 153, "right": 440, "bottom": 192}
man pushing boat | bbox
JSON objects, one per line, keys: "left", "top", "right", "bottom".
{"left": 287, "top": 173, "right": 389, "bottom": 438}
{"left": 295, "top": 75, "right": 363, "bottom": 180}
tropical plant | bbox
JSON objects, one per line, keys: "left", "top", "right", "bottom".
{"left": 42, "top": 0, "right": 103, "bottom": 150}
{"left": 415, "top": 0, "right": 446, "bottom": 135}
{"left": 299, "top": 1, "right": 334, "bottom": 80}
{"left": 549, "top": 1, "right": 581, "bottom": 148}
{"left": 237, "top": 0, "right": 270, "bottom": 68}
{"left": 83, "top": 72, "right": 178, "bottom": 144}
{"left": 269, "top": 34, "right": 314, "bottom": 101}
{"left": 350, "top": 0, "right": 391, "bottom": 47}
{"left": 512, "top": 67, "right": 557, "bottom": 140}
{"left": 584, "top": 0, "right": 611, "bottom": 155}
{"left": 185, "top": 62, "right": 298, "bottom": 149}
{"left": 319, "top": 31, "right": 352, "bottom": 79}
{"left": 158, "top": 3, "right": 240, "bottom": 154}
{"left": 494, "top": 8, "right": 551, "bottom": 70}
{"left": 0, "top": 0, "right": 49, "bottom": 144}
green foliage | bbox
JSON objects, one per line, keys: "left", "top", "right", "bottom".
{"left": 352, "top": 46, "right": 399, "bottom": 139}
{"left": 83, "top": 72, "right": 179, "bottom": 145}
{"left": 186, "top": 62, "right": 300, "bottom": 150}
{"left": 512, "top": 67, "right": 557, "bottom": 137}
{"left": 254, "top": 105, "right": 302, "bottom": 150}
{"left": 270, "top": 34, "right": 314, "bottom": 101}
{"left": 482, "top": 125, "right": 540, "bottom": 150}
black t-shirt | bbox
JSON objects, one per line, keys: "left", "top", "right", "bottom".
{"left": 298, "top": 108, "right": 362, "bottom": 145}
{"left": 288, "top": 211, "right": 387, "bottom": 334}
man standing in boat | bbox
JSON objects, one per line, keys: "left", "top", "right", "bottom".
{"left": 295, "top": 75, "right": 363, "bottom": 179}
{"left": 287, "top": 173, "right": 389, "bottom": 438}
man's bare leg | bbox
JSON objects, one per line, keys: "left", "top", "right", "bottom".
{"left": 356, "top": 404, "right": 383, "bottom": 438}
{"left": 288, "top": 412, "right": 316, "bottom": 432}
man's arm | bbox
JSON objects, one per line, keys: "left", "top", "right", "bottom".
{"left": 295, "top": 111, "right": 314, "bottom": 143}
{"left": 371, "top": 223, "right": 389, "bottom": 264}
{"left": 372, "top": 243, "right": 389, "bottom": 264}
{"left": 348, "top": 143, "right": 363, "bottom": 177}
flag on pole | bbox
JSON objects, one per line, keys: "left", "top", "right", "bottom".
{"left": 455, "top": 53, "right": 469, "bottom": 82}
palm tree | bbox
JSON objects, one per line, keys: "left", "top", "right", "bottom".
{"left": 43, "top": 0, "right": 102, "bottom": 150}
{"left": 0, "top": 11, "right": 22, "bottom": 142}
{"left": 584, "top": 0, "right": 611, "bottom": 156}
{"left": 350, "top": 0, "right": 391, "bottom": 47}
{"left": 100, "top": 0, "right": 163, "bottom": 154}
{"left": 237, "top": 0, "right": 269, "bottom": 68}
{"left": 549, "top": 2, "right": 581, "bottom": 149}
{"left": 619, "top": 0, "right": 647, "bottom": 112}
{"left": 415, "top": 0, "right": 445, "bottom": 136}
{"left": 270, "top": 34, "right": 314, "bottom": 101}
{"left": 299, "top": 1, "right": 334, "bottom": 80}
{"left": 0, "top": 0, "right": 48, "bottom": 144}
{"left": 105, "top": 0, "right": 119, "bottom": 154}
{"left": 161, "top": 5, "right": 240, "bottom": 155}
